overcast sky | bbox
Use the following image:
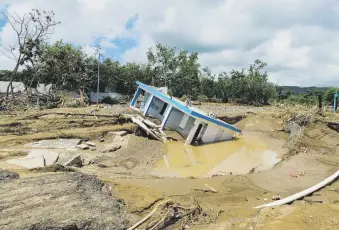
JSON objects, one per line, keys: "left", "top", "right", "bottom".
{"left": 0, "top": 0, "right": 339, "bottom": 86}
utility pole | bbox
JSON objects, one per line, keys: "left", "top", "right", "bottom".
{"left": 95, "top": 45, "right": 101, "bottom": 106}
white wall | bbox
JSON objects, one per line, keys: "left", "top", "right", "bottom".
{"left": 201, "top": 125, "right": 219, "bottom": 143}
{"left": 220, "top": 131, "right": 233, "bottom": 141}
{"left": 157, "top": 87, "right": 168, "bottom": 94}
{"left": 165, "top": 108, "right": 196, "bottom": 138}
{"left": 147, "top": 97, "right": 166, "bottom": 121}
{"left": 201, "top": 124, "right": 234, "bottom": 143}
{"left": 0, "top": 81, "right": 52, "bottom": 94}
{"left": 181, "top": 116, "right": 196, "bottom": 137}
{"left": 165, "top": 108, "right": 183, "bottom": 129}
{"left": 166, "top": 108, "right": 184, "bottom": 131}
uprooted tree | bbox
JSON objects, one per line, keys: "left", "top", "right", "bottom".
{"left": 0, "top": 9, "right": 60, "bottom": 98}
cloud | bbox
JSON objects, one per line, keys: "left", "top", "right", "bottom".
{"left": 100, "top": 39, "right": 117, "bottom": 49}
{"left": 1, "top": 0, "right": 339, "bottom": 86}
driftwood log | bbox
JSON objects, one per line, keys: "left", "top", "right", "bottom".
{"left": 328, "top": 122, "right": 339, "bottom": 132}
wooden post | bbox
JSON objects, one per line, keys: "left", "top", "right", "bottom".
{"left": 335, "top": 93, "right": 338, "bottom": 112}
{"left": 318, "top": 94, "right": 322, "bottom": 115}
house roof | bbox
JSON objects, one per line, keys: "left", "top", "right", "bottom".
{"left": 136, "top": 81, "right": 241, "bottom": 133}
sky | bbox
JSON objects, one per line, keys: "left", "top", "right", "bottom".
{"left": 0, "top": 0, "right": 339, "bottom": 87}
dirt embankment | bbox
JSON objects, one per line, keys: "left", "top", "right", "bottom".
{"left": 0, "top": 172, "right": 132, "bottom": 230}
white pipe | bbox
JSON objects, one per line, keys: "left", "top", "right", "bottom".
{"left": 254, "top": 169, "right": 339, "bottom": 209}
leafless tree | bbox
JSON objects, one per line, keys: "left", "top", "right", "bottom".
{"left": 0, "top": 9, "right": 60, "bottom": 98}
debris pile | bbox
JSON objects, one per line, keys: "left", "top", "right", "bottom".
{"left": 1, "top": 92, "right": 65, "bottom": 111}
{"left": 282, "top": 108, "right": 317, "bottom": 155}
{"left": 130, "top": 115, "right": 167, "bottom": 142}
{"left": 128, "top": 199, "right": 214, "bottom": 230}
{"left": 7, "top": 139, "right": 87, "bottom": 169}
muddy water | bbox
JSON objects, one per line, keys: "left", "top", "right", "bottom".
{"left": 152, "top": 134, "right": 281, "bottom": 178}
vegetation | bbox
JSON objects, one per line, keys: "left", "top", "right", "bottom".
{"left": 0, "top": 9, "right": 60, "bottom": 97}
{"left": 277, "top": 86, "right": 338, "bottom": 106}
{"left": 1, "top": 9, "right": 337, "bottom": 107}
{"left": 1, "top": 40, "right": 278, "bottom": 106}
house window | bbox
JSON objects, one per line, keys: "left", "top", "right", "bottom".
{"left": 159, "top": 103, "right": 168, "bottom": 116}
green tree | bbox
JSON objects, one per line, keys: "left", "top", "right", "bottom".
{"left": 147, "top": 42, "right": 178, "bottom": 87}
{"left": 0, "top": 9, "right": 59, "bottom": 97}
{"left": 200, "top": 67, "right": 216, "bottom": 99}
{"left": 39, "top": 41, "right": 95, "bottom": 100}
{"left": 147, "top": 43, "right": 201, "bottom": 98}
{"left": 324, "top": 88, "right": 338, "bottom": 105}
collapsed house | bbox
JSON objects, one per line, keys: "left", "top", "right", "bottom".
{"left": 130, "top": 81, "right": 241, "bottom": 145}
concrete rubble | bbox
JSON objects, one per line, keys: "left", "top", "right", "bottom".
{"left": 85, "top": 141, "right": 96, "bottom": 147}
{"left": 77, "top": 144, "right": 90, "bottom": 150}
{"left": 101, "top": 143, "right": 121, "bottom": 153}
{"left": 6, "top": 135, "right": 132, "bottom": 169}
{"left": 57, "top": 151, "right": 84, "bottom": 167}
{"left": 7, "top": 149, "right": 59, "bottom": 169}
{"left": 7, "top": 149, "right": 85, "bottom": 169}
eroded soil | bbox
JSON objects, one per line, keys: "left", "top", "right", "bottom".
{"left": 1, "top": 104, "right": 339, "bottom": 229}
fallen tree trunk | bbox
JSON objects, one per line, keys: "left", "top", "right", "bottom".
{"left": 22, "top": 112, "right": 120, "bottom": 120}
{"left": 328, "top": 122, "right": 339, "bottom": 132}
{"left": 128, "top": 200, "right": 172, "bottom": 230}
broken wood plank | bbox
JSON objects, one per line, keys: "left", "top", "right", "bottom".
{"left": 135, "top": 115, "right": 160, "bottom": 128}
{"left": 131, "top": 117, "right": 164, "bottom": 142}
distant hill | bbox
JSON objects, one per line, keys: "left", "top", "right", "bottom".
{"left": 281, "top": 86, "right": 329, "bottom": 94}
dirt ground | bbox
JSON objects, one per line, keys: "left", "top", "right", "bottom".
{"left": 1, "top": 103, "right": 339, "bottom": 229}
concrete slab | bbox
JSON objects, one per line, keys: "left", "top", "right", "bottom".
{"left": 64, "top": 154, "right": 82, "bottom": 167}
{"left": 26, "top": 139, "right": 81, "bottom": 149}
{"left": 6, "top": 149, "right": 59, "bottom": 169}
{"left": 57, "top": 152, "right": 83, "bottom": 167}
{"left": 7, "top": 157, "right": 45, "bottom": 169}
{"left": 26, "top": 150, "right": 59, "bottom": 166}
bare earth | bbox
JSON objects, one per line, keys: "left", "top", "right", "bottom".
{"left": 1, "top": 103, "right": 339, "bottom": 229}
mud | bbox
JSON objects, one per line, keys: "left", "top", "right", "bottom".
{"left": 152, "top": 131, "right": 283, "bottom": 178}
{"left": 1, "top": 105, "right": 339, "bottom": 229}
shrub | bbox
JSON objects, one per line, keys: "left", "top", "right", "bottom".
{"left": 197, "top": 94, "right": 208, "bottom": 102}
{"left": 180, "top": 94, "right": 188, "bottom": 102}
